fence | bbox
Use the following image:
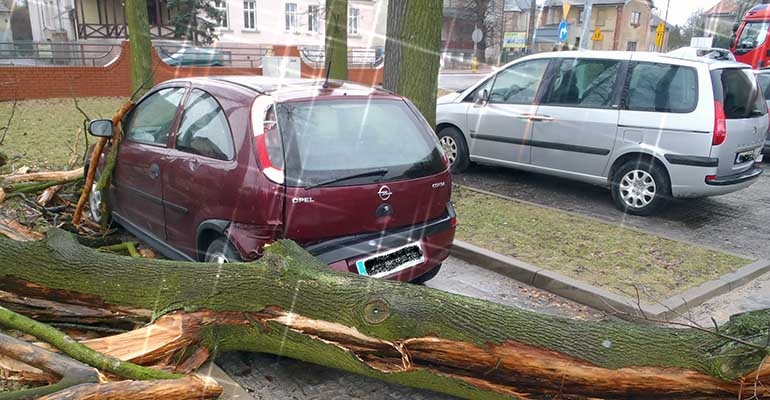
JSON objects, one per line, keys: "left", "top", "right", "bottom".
{"left": 0, "top": 41, "right": 121, "bottom": 67}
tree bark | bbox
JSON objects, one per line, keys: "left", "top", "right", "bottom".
{"left": 125, "top": 0, "right": 153, "bottom": 96}
{"left": 1, "top": 168, "right": 84, "bottom": 184}
{"left": 383, "top": 0, "right": 443, "bottom": 126}
{"left": 324, "top": 0, "right": 348, "bottom": 80}
{"left": 0, "top": 230, "right": 769, "bottom": 399}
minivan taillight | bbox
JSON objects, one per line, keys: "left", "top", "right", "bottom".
{"left": 713, "top": 101, "right": 727, "bottom": 146}
{"left": 256, "top": 122, "right": 285, "bottom": 183}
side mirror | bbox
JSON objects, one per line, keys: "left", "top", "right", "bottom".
{"left": 88, "top": 119, "right": 113, "bottom": 138}
{"left": 474, "top": 89, "right": 489, "bottom": 105}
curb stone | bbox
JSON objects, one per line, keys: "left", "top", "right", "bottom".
{"left": 450, "top": 240, "right": 770, "bottom": 320}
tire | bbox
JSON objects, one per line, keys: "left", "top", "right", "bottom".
{"left": 437, "top": 127, "right": 470, "bottom": 174}
{"left": 610, "top": 159, "right": 670, "bottom": 216}
{"left": 87, "top": 172, "right": 111, "bottom": 225}
{"left": 411, "top": 264, "right": 442, "bottom": 285}
{"left": 204, "top": 237, "right": 243, "bottom": 263}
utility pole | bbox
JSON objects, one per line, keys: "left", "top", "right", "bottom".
{"left": 579, "top": 0, "right": 593, "bottom": 49}
{"left": 528, "top": 0, "right": 537, "bottom": 51}
{"left": 661, "top": 0, "right": 671, "bottom": 52}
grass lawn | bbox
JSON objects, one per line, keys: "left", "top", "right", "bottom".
{"left": 452, "top": 185, "right": 753, "bottom": 301}
{"left": 0, "top": 98, "right": 125, "bottom": 173}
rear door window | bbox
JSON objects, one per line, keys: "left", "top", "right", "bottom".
{"left": 542, "top": 58, "right": 621, "bottom": 108}
{"left": 276, "top": 99, "right": 445, "bottom": 187}
{"left": 175, "top": 89, "right": 235, "bottom": 161}
{"left": 124, "top": 88, "right": 186, "bottom": 146}
{"left": 625, "top": 62, "right": 698, "bottom": 113}
{"left": 712, "top": 68, "right": 767, "bottom": 119}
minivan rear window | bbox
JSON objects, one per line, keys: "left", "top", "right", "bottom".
{"left": 276, "top": 99, "right": 445, "bottom": 187}
{"left": 625, "top": 62, "right": 698, "bottom": 113}
{"left": 712, "top": 68, "right": 767, "bottom": 119}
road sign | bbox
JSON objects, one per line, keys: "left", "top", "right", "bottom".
{"left": 562, "top": 1, "right": 571, "bottom": 19}
{"left": 656, "top": 22, "right": 665, "bottom": 33}
{"left": 655, "top": 31, "right": 665, "bottom": 48}
{"left": 558, "top": 20, "right": 569, "bottom": 43}
{"left": 472, "top": 28, "right": 483, "bottom": 44}
{"left": 591, "top": 28, "right": 603, "bottom": 41}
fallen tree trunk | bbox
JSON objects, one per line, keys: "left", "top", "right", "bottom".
{"left": 0, "top": 229, "right": 768, "bottom": 399}
{"left": 1, "top": 168, "right": 84, "bottom": 184}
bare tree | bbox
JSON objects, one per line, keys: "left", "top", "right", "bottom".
{"left": 459, "top": 0, "right": 501, "bottom": 63}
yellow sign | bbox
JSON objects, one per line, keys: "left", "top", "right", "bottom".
{"left": 591, "top": 28, "right": 604, "bottom": 41}
{"left": 563, "top": 1, "right": 571, "bottom": 19}
{"left": 656, "top": 22, "right": 666, "bottom": 33}
{"left": 655, "top": 31, "right": 665, "bottom": 47}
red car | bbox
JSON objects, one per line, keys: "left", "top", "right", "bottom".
{"left": 86, "top": 77, "right": 455, "bottom": 283}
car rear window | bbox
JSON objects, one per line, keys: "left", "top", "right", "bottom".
{"left": 712, "top": 68, "right": 767, "bottom": 119}
{"left": 276, "top": 99, "right": 445, "bottom": 187}
{"left": 625, "top": 62, "right": 698, "bottom": 113}
{"left": 757, "top": 74, "right": 770, "bottom": 100}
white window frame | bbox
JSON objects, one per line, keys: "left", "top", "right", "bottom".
{"left": 243, "top": 0, "right": 256, "bottom": 30}
{"left": 285, "top": 3, "right": 298, "bottom": 32}
{"left": 213, "top": 0, "right": 229, "bottom": 29}
{"left": 348, "top": 7, "right": 360, "bottom": 35}
{"left": 307, "top": 5, "right": 320, "bottom": 33}
{"left": 630, "top": 11, "right": 641, "bottom": 26}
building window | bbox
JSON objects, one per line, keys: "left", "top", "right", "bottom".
{"left": 285, "top": 3, "right": 298, "bottom": 31}
{"left": 308, "top": 5, "right": 319, "bottom": 32}
{"left": 214, "top": 0, "right": 229, "bottom": 28}
{"left": 348, "top": 7, "right": 360, "bottom": 34}
{"left": 630, "top": 11, "right": 641, "bottom": 26}
{"left": 595, "top": 9, "right": 605, "bottom": 26}
{"left": 627, "top": 41, "right": 637, "bottom": 51}
{"left": 243, "top": 0, "right": 256, "bottom": 30}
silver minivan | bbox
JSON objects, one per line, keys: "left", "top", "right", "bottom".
{"left": 436, "top": 51, "right": 767, "bottom": 215}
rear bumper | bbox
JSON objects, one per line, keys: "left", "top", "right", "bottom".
{"left": 305, "top": 202, "right": 457, "bottom": 282}
{"left": 705, "top": 166, "right": 764, "bottom": 186}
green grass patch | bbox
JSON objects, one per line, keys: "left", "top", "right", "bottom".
{"left": 0, "top": 98, "right": 125, "bottom": 173}
{"left": 452, "top": 186, "right": 753, "bottom": 301}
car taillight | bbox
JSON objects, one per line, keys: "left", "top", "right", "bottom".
{"left": 441, "top": 153, "right": 450, "bottom": 168}
{"left": 706, "top": 174, "right": 717, "bottom": 182}
{"left": 450, "top": 216, "right": 457, "bottom": 228}
{"left": 713, "top": 101, "right": 727, "bottom": 146}
{"left": 256, "top": 122, "right": 285, "bottom": 183}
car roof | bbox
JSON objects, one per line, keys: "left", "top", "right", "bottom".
{"left": 165, "top": 76, "right": 397, "bottom": 101}
{"left": 518, "top": 49, "right": 748, "bottom": 69}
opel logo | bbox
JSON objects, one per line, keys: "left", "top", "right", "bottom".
{"left": 377, "top": 186, "right": 392, "bottom": 201}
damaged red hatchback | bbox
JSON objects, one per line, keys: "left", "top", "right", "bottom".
{"left": 86, "top": 77, "right": 456, "bottom": 283}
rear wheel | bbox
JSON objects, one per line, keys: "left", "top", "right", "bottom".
{"left": 611, "top": 160, "right": 669, "bottom": 216}
{"left": 204, "top": 237, "right": 243, "bottom": 263}
{"left": 411, "top": 264, "right": 442, "bottom": 285}
{"left": 437, "top": 127, "right": 470, "bottom": 173}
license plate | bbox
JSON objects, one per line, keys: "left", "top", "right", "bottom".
{"left": 735, "top": 150, "right": 756, "bottom": 164}
{"left": 355, "top": 243, "right": 425, "bottom": 278}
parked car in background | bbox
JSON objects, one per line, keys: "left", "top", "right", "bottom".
{"left": 157, "top": 46, "right": 228, "bottom": 66}
{"left": 437, "top": 51, "right": 766, "bottom": 216}
{"left": 754, "top": 69, "right": 770, "bottom": 156}
{"left": 86, "top": 77, "right": 455, "bottom": 283}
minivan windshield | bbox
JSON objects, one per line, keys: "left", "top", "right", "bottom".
{"left": 276, "top": 99, "right": 446, "bottom": 188}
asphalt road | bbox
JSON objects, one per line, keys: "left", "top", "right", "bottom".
{"left": 437, "top": 73, "right": 486, "bottom": 92}
{"left": 218, "top": 257, "right": 601, "bottom": 400}
{"left": 454, "top": 162, "right": 770, "bottom": 260}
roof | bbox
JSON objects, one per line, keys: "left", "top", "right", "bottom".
{"left": 704, "top": 0, "right": 740, "bottom": 16}
{"left": 508, "top": 49, "right": 748, "bottom": 69}
{"left": 543, "top": 0, "right": 653, "bottom": 7}
{"left": 650, "top": 14, "right": 675, "bottom": 30}
{"left": 503, "top": 0, "right": 531, "bottom": 12}
{"left": 165, "top": 76, "right": 396, "bottom": 101}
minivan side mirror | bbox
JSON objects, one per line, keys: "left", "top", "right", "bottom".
{"left": 88, "top": 119, "right": 114, "bottom": 138}
{"left": 474, "top": 89, "right": 489, "bottom": 105}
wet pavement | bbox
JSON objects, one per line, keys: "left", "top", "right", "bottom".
{"left": 453, "top": 163, "right": 770, "bottom": 260}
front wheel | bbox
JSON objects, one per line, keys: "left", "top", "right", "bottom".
{"left": 610, "top": 160, "right": 669, "bottom": 216}
{"left": 204, "top": 237, "right": 243, "bottom": 263}
{"left": 437, "top": 127, "right": 470, "bottom": 173}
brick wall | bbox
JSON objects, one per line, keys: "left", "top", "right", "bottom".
{"left": 1, "top": 42, "right": 384, "bottom": 101}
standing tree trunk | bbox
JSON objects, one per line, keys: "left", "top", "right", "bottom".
{"left": 0, "top": 229, "right": 769, "bottom": 400}
{"left": 324, "top": 0, "right": 348, "bottom": 80}
{"left": 383, "top": 0, "right": 443, "bottom": 126}
{"left": 126, "top": 0, "right": 153, "bottom": 96}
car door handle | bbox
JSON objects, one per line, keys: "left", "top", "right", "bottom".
{"left": 517, "top": 114, "right": 554, "bottom": 122}
{"left": 149, "top": 163, "right": 160, "bottom": 179}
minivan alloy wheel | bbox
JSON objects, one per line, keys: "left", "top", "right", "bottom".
{"left": 88, "top": 181, "right": 103, "bottom": 222}
{"left": 619, "top": 170, "right": 656, "bottom": 209}
{"left": 439, "top": 136, "right": 458, "bottom": 165}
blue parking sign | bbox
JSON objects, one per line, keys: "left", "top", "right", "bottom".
{"left": 558, "top": 20, "right": 569, "bottom": 43}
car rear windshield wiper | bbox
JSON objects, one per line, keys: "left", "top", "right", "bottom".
{"left": 304, "top": 168, "right": 389, "bottom": 190}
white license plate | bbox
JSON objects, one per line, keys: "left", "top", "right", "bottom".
{"left": 355, "top": 243, "right": 424, "bottom": 278}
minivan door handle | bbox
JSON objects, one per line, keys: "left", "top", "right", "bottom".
{"left": 149, "top": 163, "right": 160, "bottom": 179}
{"left": 527, "top": 114, "right": 554, "bottom": 122}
